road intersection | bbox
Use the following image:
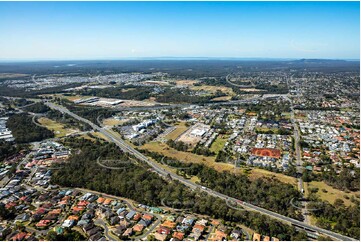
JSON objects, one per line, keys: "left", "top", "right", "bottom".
{"left": 43, "top": 101, "right": 356, "bottom": 241}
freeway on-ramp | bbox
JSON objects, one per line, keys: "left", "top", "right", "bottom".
{"left": 44, "top": 101, "right": 356, "bottom": 241}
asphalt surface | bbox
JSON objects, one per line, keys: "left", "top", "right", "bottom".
{"left": 94, "top": 219, "right": 119, "bottom": 241}
{"left": 226, "top": 73, "right": 256, "bottom": 88}
{"left": 284, "top": 80, "right": 310, "bottom": 225}
{"left": 44, "top": 101, "right": 356, "bottom": 241}
{"left": 75, "top": 188, "right": 162, "bottom": 240}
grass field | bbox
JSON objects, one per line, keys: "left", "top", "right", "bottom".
{"left": 40, "top": 94, "right": 92, "bottom": 101}
{"left": 79, "top": 133, "right": 96, "bottom": 141}
{"left": 102, "top": 118, "right": 125, "bottom": 126}
{"left": 142, "top": 141, "right": 215, "bottom": 164}
{"left": 209, "top": 135, "right": 228, "bottom": 154}
{"left": 141, "top": 141, "right": 298, "bottom": 187}
{"left": 255, "top": 127, "right": 279, "bottom": 133}
{"left": 190, "top": 85, "right": 235, "bottom": 96}
{"left": 79, "top": 131, "right": 108, "bottom": 142}
{"left": 165, "top": 122, "right": 188, "bottom": 140}
{"left": 211, "top": 96, "right": 232, "bottom": 101}
{"left": 281, "top": 112, "right": 291, "bottom": 119}
{"left": 92, "top": 132, "right": 109, "bottom": 141}
{"left": 38, "top": 117, "right": 77, "bottom": 137}
{"left": 307, "top": 181, "right": 360, "bottom": 206}
{"left": 175, "top": 80, "right": 199, "bottom": 86}
{"left": 248, "top": 168, "right": 298, "bottom": 187}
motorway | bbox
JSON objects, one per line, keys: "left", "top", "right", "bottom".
{"left": 284, "top": 77, "right": 310, "bottom": 224}
{"left": 44, "top": 101, "right": 356, "bottom": 241}
{"left": 112, "top": 95, "right": 264, "bottom": 112}
{"left": 225, "top": 74, "right": 256, "bottom": 88}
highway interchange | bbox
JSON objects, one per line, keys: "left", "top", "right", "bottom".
{"left": 43, "top": 100, "right": 356, "bottom": 241}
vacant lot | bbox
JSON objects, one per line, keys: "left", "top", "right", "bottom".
{"left": 141, "top": 141, "right": 298, "bottom": 187}
{"left": 175, "top": 80, "right": 199, "bottom": 86}
{"left": 248, "top": 168, "right": 298, "bottom": 187}
{"left": 165, "top": 122, "right": 188, "bottom": 140}
{"left": 307, "top": 181, "right": 360, "bottom": 206}
{"left": 38, "top": 117, "right": 77, "bottom": 137}
{"left": 191, "top": 85, "right": 235, "bottom": 96}
{"left": 102, "top": 118, "right": 125, "bottom": 127}
{"left": 255, "top": 127, "right": 279, "bottom": 133}
{"left": 239, "top": 88, "right": 265, "bottom": 92}
{"left": 78, "top": 131, "right": 108, "bottom": 142}
{"left": 209, "top": 135, "right": 228, "bottom": 154}
{"left": 142, "top": 141, "right": 215, "bottom": 164}
{"left": 0, "top": 73, "right": 29, "bottom": 79}
{"left": 211, "top": 96, "right": 232, "bottom": 101}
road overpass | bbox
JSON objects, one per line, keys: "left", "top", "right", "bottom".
{"left": 44, "top": 101, "right": 356, "bottom": 241}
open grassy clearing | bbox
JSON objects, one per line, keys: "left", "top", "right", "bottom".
{"left": 307, "top": 181, "right": 360, "bottom": 206}
{"left": 41, "top": 94, "right": 95, "bottom": 102}
{"left": 175, "top": 80, "right": 199, "bottom": 86}
{"left": 246, "top": 168, "right": 298, "bottom": 187}
{"left": 165, "top": 122, "right": 188, "bottom": 140}
{"left": 92, "top": 132, "right": 109, "bottom": 141}
{"left": 79, "top": 133, "right": 96, "bottom": 141}
{"left": 239, "top": 88, "right": 265, "bottom": 92}
{"left": 190, "top": 85, "right": 235, "bottom": 96}
{"left": 141, "top": 141, "right": 298, "bottom": 187}
{"left": 189, "top": 176, "right": 201, "bottom": 183}
{"left": 255, "top": 127, "right": 279, "bottom": 133}
{"left": 102, "top": 118, "right": 125, "bottom": 127}
{"left": 38, "top": 117, "right": 78, "bottom": 137}
{"left": 142, "top": 141, "right": 215, "bottom": 164}
{"left": 309, "top": 215, "right": 318, "bottom": 226}
{"left": 281, "top": 112, "right": 291, "bottom": 119}
{"left": 0, "top": 73, "right": 29, "bottom": 79}
{"left": 209, "top": 135, "right": 228, "bottom": 154}
{"left": 78, "top": 131, "right": 108, "bottom": 142}
{"left": 211, "top": 96, "right": 232, "bottom": 101}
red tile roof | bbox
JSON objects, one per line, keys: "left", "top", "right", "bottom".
{"left": 251, "top": 148, "right": 281, "bottom": 159}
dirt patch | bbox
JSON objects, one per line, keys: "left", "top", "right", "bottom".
{"left": 175, "top": 80, "right": 199, "bottom": 86}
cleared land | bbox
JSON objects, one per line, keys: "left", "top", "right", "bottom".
{"left": 79, "top": 131, "right": 108, "bottom": 142}
{"left": 177, "top": 133, "right": 201, "bottom": 146}
{"left": 165, "top": 122, "right": 188, "bottom": 140}
{"left": 175, "top": 80, "right": 199, "bottom": 86}
{"left": 211, "top": 96, "right": 232, "bottom": 101}
{"left": 247, "top": 168, "right": 298, "bottom": 187}
{"left": 255, "top": 127, "right": 279, "bottom": 133}
{"left": 190, "top": 85, "right": 235, "bottom": 96}
{"left": 141, "top": 141, "right": 298, "bottom": 187}
{"left": 307, "top": 181, "right": 360, "bottom": 206}
{"left": 239, "top": 88, "right": 265, "bottom": 92}
{"left": 209, "top": 135, "right": 228, "bottom": 154}
{"left": 0, "top": 73, "right": 29, "bottom": 79}
{"left": 102, "top": 118, "right": 125, "bottom": 127}
{"left": 40, "top": 94, "right": 92, "bottom": 101}
{"left": 142, "top": 141, "right": 215, "bottom": 164}
{"left": 281, "top": 112, "right": 291, "bottom": 119}
{"left": 38, "top": 117, "right": 77, "bottom": 137}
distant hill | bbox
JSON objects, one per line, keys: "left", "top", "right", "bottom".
{"left": 0, "top": 58, "right": 358, "bottom": 77}
{"left": 292, "top": 58, "right": 358, "bottom": 64}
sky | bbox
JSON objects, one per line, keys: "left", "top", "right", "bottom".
{"left": 0, "top": 1, "right": 359, "bottom": 60}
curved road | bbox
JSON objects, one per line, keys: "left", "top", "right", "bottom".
{"left": 75, "top": 187, "right": 162, "bottom": 241}
{"left": 226, "top": 74, "right": 256, "bottom": 88}
{"left": 44, "top": 101, "right": 356, "bottom": 241}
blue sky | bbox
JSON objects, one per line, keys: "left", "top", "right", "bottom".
{"left": 0, "top": 1, "right": 359, "bottom": 60}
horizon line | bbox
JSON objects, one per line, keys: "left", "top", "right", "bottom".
{"left": 0, "top": 57, "right": 359, "bottom": 63}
